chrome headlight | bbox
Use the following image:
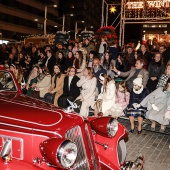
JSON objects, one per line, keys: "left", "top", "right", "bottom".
{"left": 90, "top": 117, "right": 118, "bottom": 137}
{"left": 57, "top": 140, "right": 77, "bottom": 168}
{"left": 107, "top": 118, "right": 118, "bottom": 137}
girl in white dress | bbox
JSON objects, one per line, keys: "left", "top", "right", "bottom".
{"left": 94, "top": 73, "right": 123, "bottom": 117}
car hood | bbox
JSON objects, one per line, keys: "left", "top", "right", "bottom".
{"left": 0, "top": 93, "right": 84, "bottom": 137}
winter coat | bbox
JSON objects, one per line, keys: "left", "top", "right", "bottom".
{"left": 49, "top": 73, "right": 65, "bottom": 106}
{"left": 140, "top": 87, "right": 170, "bottom": 125}
{"left": 148, "top": 60, "right": 165, "bottom": 78}
{"left": 128, "top": 87, "right": 149, "bottom": 108}
{"left": 76, "top": 76, "right": 96, "bottom": 117}
{"left": 36, "top": 74, "right": 51, "bottom": 98}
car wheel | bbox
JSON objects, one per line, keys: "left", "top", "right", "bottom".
{"left": 118, "top": 139, "right": 126, "bottom": 164}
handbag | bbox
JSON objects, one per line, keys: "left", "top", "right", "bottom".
{"left": 73, "top": 99, "right": 82, "bottom": 113}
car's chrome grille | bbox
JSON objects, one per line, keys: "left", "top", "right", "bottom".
{"left": 85, "top": 124, "right": 98, "bottom": 170}
{"left": 65, "top": 126, "right": 90, "bottom": 170}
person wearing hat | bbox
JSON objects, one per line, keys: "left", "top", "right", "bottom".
{"left": 140, "top": 77, "right": 170, "bottom": 132}
{"left": 124, "top": 77, "right": 149, "bottom": 134}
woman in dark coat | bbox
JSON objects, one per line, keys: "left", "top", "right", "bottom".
{"left": 147, "top": 52, "right": 165, "bottom": 93}
{"left": 124, "top": 77, "right": 149, "bottom": 134}
{"left": 56, "top": 51, "right": 66, "bottom": 74}
{"left": 62, "top": 51, "right": 75, "bottom": 74}
{"left": 58, "top": 67, "right": 80, "bottom": 108}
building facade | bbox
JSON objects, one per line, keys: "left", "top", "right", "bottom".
{"left": 0, "top": 0, "right": 59, "bottom": 41}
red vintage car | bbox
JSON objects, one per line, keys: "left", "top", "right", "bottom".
{"left": 0, "top": 67, "right": 128, "bottom": 170}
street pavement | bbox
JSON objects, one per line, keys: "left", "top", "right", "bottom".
{"left": 118, "top": 118, "right": 170, "bottom": 170}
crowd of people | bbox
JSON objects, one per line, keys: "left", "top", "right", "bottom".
{"left": 0, "top": 37, "right": 170, "bottom": 134}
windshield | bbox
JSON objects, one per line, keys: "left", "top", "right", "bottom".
{"left": 0, "top": 71, "right": 17, "bottom": 92}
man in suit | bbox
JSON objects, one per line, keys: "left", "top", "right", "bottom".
{"left": 58, "top": 67, "right": 80, "bottom": 108}
{"left": 113, "top": 58, "right": 149, "bottom": 91}
{"left": 44, "top": 50, "right": 56, "bottom": 75}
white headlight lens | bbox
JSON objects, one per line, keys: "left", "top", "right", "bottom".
{"left": 107, "top": 118, "right": 118, "bottom": 137}
{"left": 57, "top": 140, "right": 77, "bottom": 168}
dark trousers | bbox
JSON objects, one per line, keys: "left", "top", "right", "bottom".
{"left": 147, "top": 78, "right": 158, "bottom": 93}
{"left": 44, "top": 92, "right": 56, "bottom": 104}
{"left": 58, "top": 95, "right": 75, "bottom": 108}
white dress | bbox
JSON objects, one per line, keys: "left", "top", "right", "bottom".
{"left": 98, "top": 80, "right": 123, "bottom": 117}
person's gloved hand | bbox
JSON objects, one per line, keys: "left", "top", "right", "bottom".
{"left": 133, "top": 103, "right": 140, "bottom": 109}
{"left": 152, "top": 104, "right": 159, "bottom": 111}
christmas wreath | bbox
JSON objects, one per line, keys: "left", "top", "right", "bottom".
{"left": 95, "top": 26, "right": 118, "bottom": 46}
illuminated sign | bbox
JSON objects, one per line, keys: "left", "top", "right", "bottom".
{"left": 126, "top": 0, "right": 170, "bottom": 9}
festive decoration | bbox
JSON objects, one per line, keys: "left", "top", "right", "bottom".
{"left": 95, "top": 26, "right": 118, "bottom": 46}
{"left": 79, "top": 31, "right": 94, "bottom": 42}
{"left": 110, "top": 6, "right": 117, "bottom": 14}
{"left": 54, "top": 31, "right": 70, "bottom": 45}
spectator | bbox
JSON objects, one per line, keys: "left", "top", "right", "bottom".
{"left": 147, "top": 52, "right": 165, "bottom": 92}
{"left": 78, "top": 42, "right": 87, "bottom": 59}
{"left": 138, "top": 44, "right": 153, "bottom": 69}
{"left": 101, "top": 52, "right": 115, "bottom": 78}
{"left": 73, "top": 51, "right": 86, "bottom": 77}
{"left": 26, "top": 65, "right": 39, "bottom": 96}
{"left": 58, "top": 67, "right": 80, "bottom": 108}
{"left": 44, "top": 65, "right": 65, "bottom": 106}
{"left": 93, "top": 73, "right": 123, "bottom": 117}
{"left": 54, "top": 43, "right": 66, "bottom": 59}
{"left": 83, "top": 38, "right": 95, "bottom": 56}
{"left": 159, "top": 45, "right": 170, "bottom": 66}
{"left": 75, "top": 67, "right": 97, "bottom": 117}
{"left": 141, "top": 78, "right": 170, "bottom": 132}
{"left": 108, "top": 42, "right": 118, "bottom": 63}
{"left": 93, "top": 57, "right": 107, "bottom": 94}
{"left": 62, "top": 51, "right": 75, "bottom": 74}
{"left": 157, "top": 64, "right": 170, "bottom": 88}
{"left": 115, "top": 53, "right": 130, "bottom": 72}
{"left": 44, "top": 50, "right": 56, "bottom": 75}
{"left": 124, "top": 77, "right": 149, "bottom": 134}
{"left": 116, "top": 81, "right": 130, "bottom": 110}
{"left": 72, "top": 42, "right": 79, "bottom": 55}
{"left": 18, "top": 52, "right": 26, "bottom": 68}
{"left": 56, "top": 51, "right": 66, "bottom": 73}
{"left": 98, "top": 37, "right": 107, "bottom": 59}
{"left": 113, "top": 59, "right": 149, "bottom": 91}
{"left": 7, "top": 53, "right": 17, "bottom": 66}
{"left": 125, "top": 46, "right": 135, "bottom": 65}
{"left": 86, "top": 50, "right": 96, "bottom": 68}
{"left": 32, "top": 65, "right": 51, "bottom": 99}
{"left": 37, "top": 50, "right": 46, "bottom": 66}
{"left": 15, "top": 65, "right": 24, "bottom": 85}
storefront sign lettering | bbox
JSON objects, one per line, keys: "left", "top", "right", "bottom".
{"left": 126, "top": 0, "right": 170, "bottom": 9}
